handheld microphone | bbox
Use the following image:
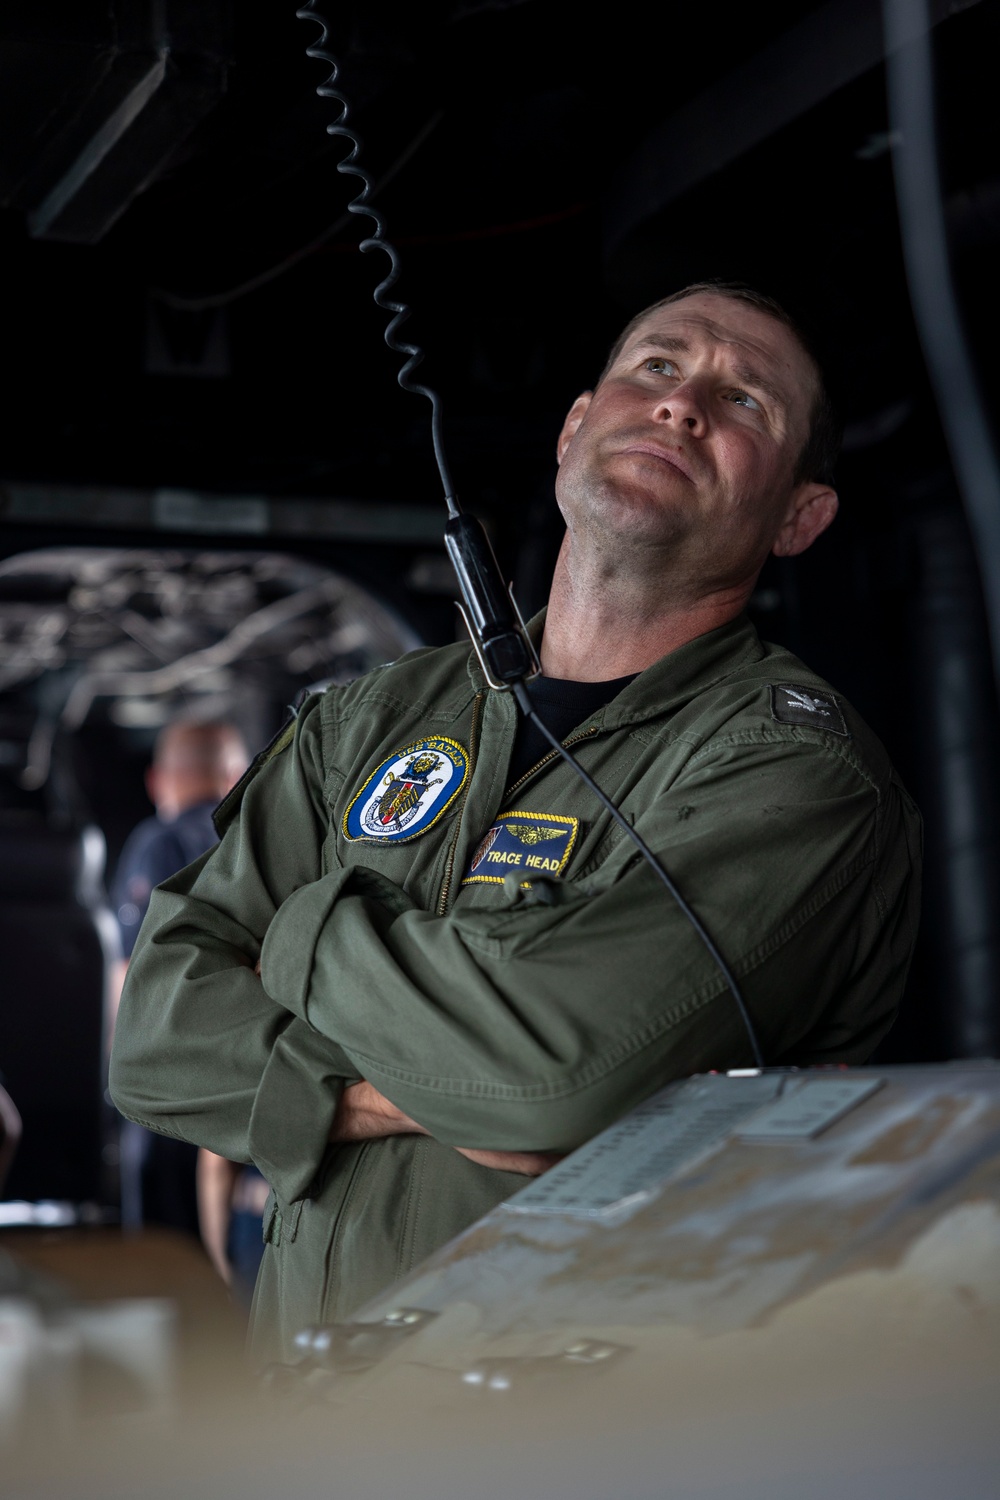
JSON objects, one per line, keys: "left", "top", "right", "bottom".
{"left": 444, "top": 513, "right": 540, "bottom": 690}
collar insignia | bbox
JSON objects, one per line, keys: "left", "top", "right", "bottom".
{"left": 463, "top": 810, "right": 580, "bottom": 885}
{"left": 343, "top": 736, "right": 469, "bottom": 843}
{"left": 769, "top": 683, "right": 849, "bottom": 737}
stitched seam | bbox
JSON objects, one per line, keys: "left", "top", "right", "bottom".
{"left": 685, "top": 729, "right": 879, "bottom": 780}
{"left": 123, "top": 1115, "right": 188, "bottom": 1139}
{"left": 320, "top": 1142, "right": 373, "bottom": 1321}
{"left": 326, "top": 688, "right": 476, "bottom": 727}
{"left": 627, "top": 724, "right": 702, "bottom": 751}
{"left": 396, "top": 1140, "right": 426, "bottom": 1282}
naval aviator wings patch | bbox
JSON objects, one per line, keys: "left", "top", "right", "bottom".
{"left": 463, "top": 810, "right": 580, "bottom": 885}
{"left": 769, "top": 683, "right": 849, "bottom": 737}
{"left": 343, "top": 736, "right": 469, "bottom": 843}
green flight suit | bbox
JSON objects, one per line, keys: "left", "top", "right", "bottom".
{"left": 110, "top": 615, "right": 921, "bottom": 1364}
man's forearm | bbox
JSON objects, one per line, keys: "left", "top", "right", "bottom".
{"left": 331, "top": 1081, "right": 560, "bottom": 1176}
{"left": 330, "top": 1080, "right": 426, "bottom": 1142}
{"left": 452, "top": 1145, "right": 563, "bottom": 1175}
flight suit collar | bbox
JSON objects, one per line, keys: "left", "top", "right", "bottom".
{"left": 464, "top": 610, "right": 764, "bottom": 730}
{"left": 593, "top": 614, "right": 764, "bottom": 727}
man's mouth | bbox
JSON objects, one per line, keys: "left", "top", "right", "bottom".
{"left": 616, "top": 442, "right": 694, "bottom": 482}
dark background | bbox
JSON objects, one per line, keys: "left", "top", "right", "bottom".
{"left": 2, "top": 0, "right": 999, "bottom": 1088}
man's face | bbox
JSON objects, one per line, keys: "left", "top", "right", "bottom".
{"left": 554, "top": 293, "right": 836, "bottom": 589}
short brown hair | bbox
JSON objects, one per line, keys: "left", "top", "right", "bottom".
{"left": 601, "top": 281, "right": 840, "bottom": 486}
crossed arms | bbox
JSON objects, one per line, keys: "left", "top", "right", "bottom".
{"left": 109, "top": 694, "right": 902, "bottom": 1208}
{"left": 249, "top": 950, "right": 559, "bottom": 1175}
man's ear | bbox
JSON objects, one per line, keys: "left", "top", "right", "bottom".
{"left": 772, "top": 482, "right": 839, "bottom": 559}
{"left": 556, "top": 392, "right": 592, "bottom": 465}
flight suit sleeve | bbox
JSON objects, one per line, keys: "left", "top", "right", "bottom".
{"left": 259, "top": 730, "right": 919, "bottom": 1153}
{"left": 109, "top": 700, "right": 358, "bottom": 1203}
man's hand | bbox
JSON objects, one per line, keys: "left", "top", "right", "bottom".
{"left": 331, "top": 1079, "right": 427, "bottom": 1143}
{"left": 331, "top": 1082, "right": 562, "bottom": 1177}
{"left": 453, "top": 1146, "right": 564, "bottom": 1176}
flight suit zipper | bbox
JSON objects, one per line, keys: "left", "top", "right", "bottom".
{"left": 437, "top": 718, "right": 600, "bottom": 914}
{"left": 502, "top": 724, "right": 599, "bottom": 804}
{"left": 436, "top": 690, "right": 485, "bottom": 915}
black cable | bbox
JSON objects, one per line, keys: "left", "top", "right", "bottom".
{"left": 296, "top": 1, "right": 457, "bottom": 513}
{"left": 512, "top": 680, "right": 765, "bottom": 1069}
{"left": 295, "top": 3, "right": 765, "bottom": 1071}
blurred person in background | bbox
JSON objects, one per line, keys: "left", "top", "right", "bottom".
{"left": 112, "top": 720, "right": 249, "bottom": 966}
{"left": 111, "top": 720, "right": 266, "bottom": 1296}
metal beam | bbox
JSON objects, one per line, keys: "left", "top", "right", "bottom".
{"left": 28, "top": 51, "right": 167, "bottom": 236}
{"left": 604, "top": 0, "right": 979, "bottom": 254}
{"left": 0, "top": 481, "right": 446, "bottom": 547}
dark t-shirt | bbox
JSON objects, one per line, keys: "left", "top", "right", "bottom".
{"left": 507, "top": 673, "right": 638, "bottom": 788}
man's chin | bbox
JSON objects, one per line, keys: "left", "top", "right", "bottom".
{"left": 593, "top": 479, "right": 691, "bottom": 526}
{"left": 573, "top": 492, "right": 695, "bottom": 555}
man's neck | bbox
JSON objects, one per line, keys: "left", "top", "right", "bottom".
{"left": 539, "top": 532, "right": 754, "bottom": 682}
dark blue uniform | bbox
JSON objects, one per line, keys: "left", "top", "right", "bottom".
{"left": 112, "top": 802, "right": 219, "bottom": 959}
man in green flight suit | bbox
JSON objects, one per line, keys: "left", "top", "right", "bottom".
{"left": 110, "top": 283, "right": 921, "bottom": 1364}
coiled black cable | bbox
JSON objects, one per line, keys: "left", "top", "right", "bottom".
{"left": 295, "top": 3, "right": 764, "bottom": 1070}
{"left": 296, "top": 1, "right": 458, "bottom": 515}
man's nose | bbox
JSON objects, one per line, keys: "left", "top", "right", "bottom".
{"left": 653, "top": 379, "right": 707, "bottom": 434}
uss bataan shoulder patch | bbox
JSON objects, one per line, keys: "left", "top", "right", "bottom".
{"left": 769, "top": 683, "right": 849, "bottom": 737}
{"left": 343, "top": 736, "right": 469, "bottom": 843}
{"left": 463, "top": 810, "right": 580, "bottom": 885}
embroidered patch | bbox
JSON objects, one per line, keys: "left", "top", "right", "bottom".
{"left": 463, "top": 810, "right": 580, "bottom": 885}
{"left": 769, "top": 683, "right": 849, "bottom": 737}
{"left": 343, "top": 736, "right": 469, "bottom": 843}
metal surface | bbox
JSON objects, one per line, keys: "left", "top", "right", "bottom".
{"left": 289, "top": 1062, "right": 1000, "bottom": 1499}
{"left": 735, "top": 1074, "right": 885, "bottom": 1139}
{"left": 508, "top": 1072, "right": 780, "bottom": 1219}
{"left": 7, "top": 1063, "right": 1000, "bottom": 1498}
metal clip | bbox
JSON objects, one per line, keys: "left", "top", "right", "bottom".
{"left": 455, "top": 584, "right": 540, "bottom": 693}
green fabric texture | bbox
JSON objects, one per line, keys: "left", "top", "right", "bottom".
{"left": 110, "top": 614, "right": 921, "bottom": 1363}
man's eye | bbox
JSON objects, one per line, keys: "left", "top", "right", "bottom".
{"left": 644, "top": 357, "right": 677, "bottom": 375}
{"left": 729, "top": 389, "right": 761, "bottom": 410}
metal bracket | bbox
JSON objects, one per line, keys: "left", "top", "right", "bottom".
{"left": 455, "top": 585, "right": 540, "bottom": 693}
